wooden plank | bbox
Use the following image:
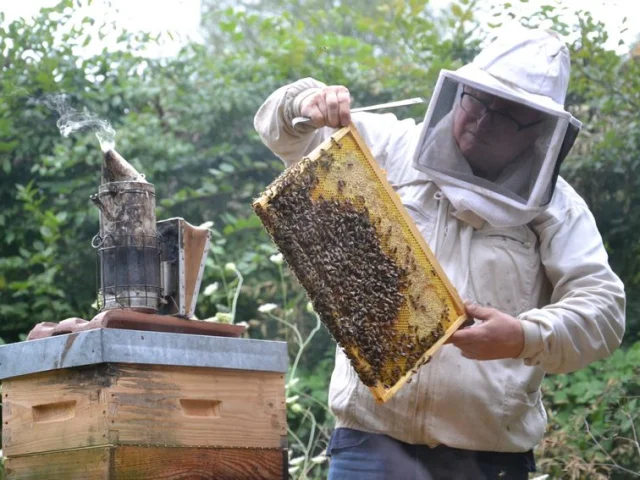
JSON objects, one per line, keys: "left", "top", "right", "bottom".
{"left": 5, "top": 446, "right": 286, "bottom": 480}
{"left": 109, "top": 364, "right": 287, "bottom": 449}
{"left": 113, "top": 446, "right": 286, "bottom": 479}
{"left": 3, "top": 365, "right": 113, "bottom": 456}
{"left": 5, "top": 446, "right": 111, "bottom": 480}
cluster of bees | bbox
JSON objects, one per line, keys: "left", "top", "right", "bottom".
{"left": 254, "top": 154, "right": 447, "bottom": 390}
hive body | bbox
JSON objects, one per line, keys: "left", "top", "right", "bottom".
{"left": 254, "top": 125, "right": 468, "bottom": 402}
{"left": 0, "top": 330, "right": 288, "bottom": 479}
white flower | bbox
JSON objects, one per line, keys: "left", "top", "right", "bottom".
{"left": 203, "top": 282, "right": 219, "bottom": 296}
{"left": 286, "top": 395, "right": 299, "bottom": 404}
{"left": 224, "top": 262, "right": 237, "bottom": 274}
{"left": 269, "top": 253, "right": 283, "bottom": 265}
{"left": 199, "top": 220, "right": 214, "bottom": 230}
{"left": 306, "top": 301, "right": 315, "bottom": 313}
{"left": 288, "top": 466, "right": 300, "bottom": 475}
{"left": 290, "top": 457, "right": 305, "bottom": 466}
{"left": 258, "top": 303, "right": 278, "bottom": 313}
{"left": 311, "top": 452, "right": 328, "bottom": 464}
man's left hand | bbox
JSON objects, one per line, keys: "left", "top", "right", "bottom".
{"left": 447, "top": 303, "right": 525, "bottom": 360}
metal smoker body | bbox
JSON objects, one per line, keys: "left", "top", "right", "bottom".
{"left": 91, "top": 150, "right": 209, "bottom": 317}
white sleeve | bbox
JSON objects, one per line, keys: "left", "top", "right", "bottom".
{"left": 253, "top": 78, "right": 415, "bottom": 170}
{"left": 517, "top": 205, "right": 626, "bottom": 374}
{"left": 253, "top": 77, "right": 332, "bottom": 167}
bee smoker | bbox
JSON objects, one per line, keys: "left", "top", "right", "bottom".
{"left": 91, "top": 149, "right": 210, "bottom": 317}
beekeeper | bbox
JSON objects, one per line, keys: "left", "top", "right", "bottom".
{"left": 254, "top": 24, "right": 625, "bottom": 479}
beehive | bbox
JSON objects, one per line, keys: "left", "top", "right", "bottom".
{"left": 253, "top": 124, "right": 469, "bottom": 403}
{"left": 0, "top": 329, "right": 288, "bottom": 479}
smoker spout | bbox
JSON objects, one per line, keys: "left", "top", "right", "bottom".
{"left": 102, "top": 149, "right": 148, "bottom": 183}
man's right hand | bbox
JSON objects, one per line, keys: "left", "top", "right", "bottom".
{"left": 300, "top": 85, "right": 352, "bottom": 128}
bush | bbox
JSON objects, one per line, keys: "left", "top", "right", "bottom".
{"left": 538, "top": 342, "right": 640, "bottom": 479}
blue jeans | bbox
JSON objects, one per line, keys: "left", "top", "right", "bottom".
{"left": 326, "top": 428, "right": 535, "bottom": 480}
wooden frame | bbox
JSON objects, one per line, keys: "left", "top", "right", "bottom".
{"left": 255, "top": 124, "right": 469, "bottom": 403}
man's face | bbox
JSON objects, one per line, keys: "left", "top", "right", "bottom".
{"left": 452, "top": 86, "right": 545, "bottom": 180}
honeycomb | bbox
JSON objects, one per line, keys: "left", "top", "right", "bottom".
{"left": 253, "top": 124, "right": 469, "bottom": 403}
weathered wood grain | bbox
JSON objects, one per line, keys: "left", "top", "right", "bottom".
{"left": 3, "top": 363, "right": 287, "bottom": 457}
{"left": 5, "top": 446, "right": 287, "bottom": 479}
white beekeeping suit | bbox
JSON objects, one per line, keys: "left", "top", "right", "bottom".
{"left": 254, "top": 23, "right": 625, "bottom": 455}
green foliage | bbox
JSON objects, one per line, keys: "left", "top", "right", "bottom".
{"left": 286, "top": 358, "right": 335, "bottom": 479}
{"left": 0, "top": 0, "right": 178, "bottom": 338}
{"left": 539, "top": 343, "right": 640, "bottom": 478}
{"left": 201, "top": 0, "right": 483, "bottom": 107}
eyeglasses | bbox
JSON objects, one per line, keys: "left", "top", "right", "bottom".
{"left": 459, "top": 91, "right": 544, "bottom": 132}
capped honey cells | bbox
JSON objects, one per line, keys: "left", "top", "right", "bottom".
{"left": 253, "top": 125, "right": 469, "bottom": 402}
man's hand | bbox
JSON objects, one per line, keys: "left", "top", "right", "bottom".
{"left": 447, "top": 303, "right": 525, "bottom": 360}
{"left": 300, "top": 85, "right": 351, "bottom": 128}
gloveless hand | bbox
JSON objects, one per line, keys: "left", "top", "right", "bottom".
{"left": 300, "top": 85, "right": 351, "bottom": 128}
{"left": 448, "top": 303, "right": 525, "bottom": 360}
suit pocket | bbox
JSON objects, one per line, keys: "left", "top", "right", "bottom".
{"left": 500, "top": 379, "right": 546, "bottom": 447}
{"left": 469, "top": 226, "right": 539, "bottom": 316}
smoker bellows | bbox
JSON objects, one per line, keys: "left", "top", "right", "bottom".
{"left": 253, "top": 125, "right": 469, "bottom": 403}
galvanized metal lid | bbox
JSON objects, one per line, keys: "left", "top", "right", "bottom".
{"left": 0, "top": 329, "right": 288, "bottom": 380}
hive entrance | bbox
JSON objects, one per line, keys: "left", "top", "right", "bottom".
{"left": 254, "top": 125, "right": 468, "bottom": 402}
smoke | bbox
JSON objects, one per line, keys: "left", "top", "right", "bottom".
{"left": 41, "top": 94, "right": 116, "bottom": 152}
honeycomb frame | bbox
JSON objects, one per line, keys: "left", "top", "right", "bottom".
{"left": 254, "top": 124, "right": 469, "bottom": 403}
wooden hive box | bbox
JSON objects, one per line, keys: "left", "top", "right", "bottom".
{"left": 0, "top": 329, "right": 288, "bottom": 479}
